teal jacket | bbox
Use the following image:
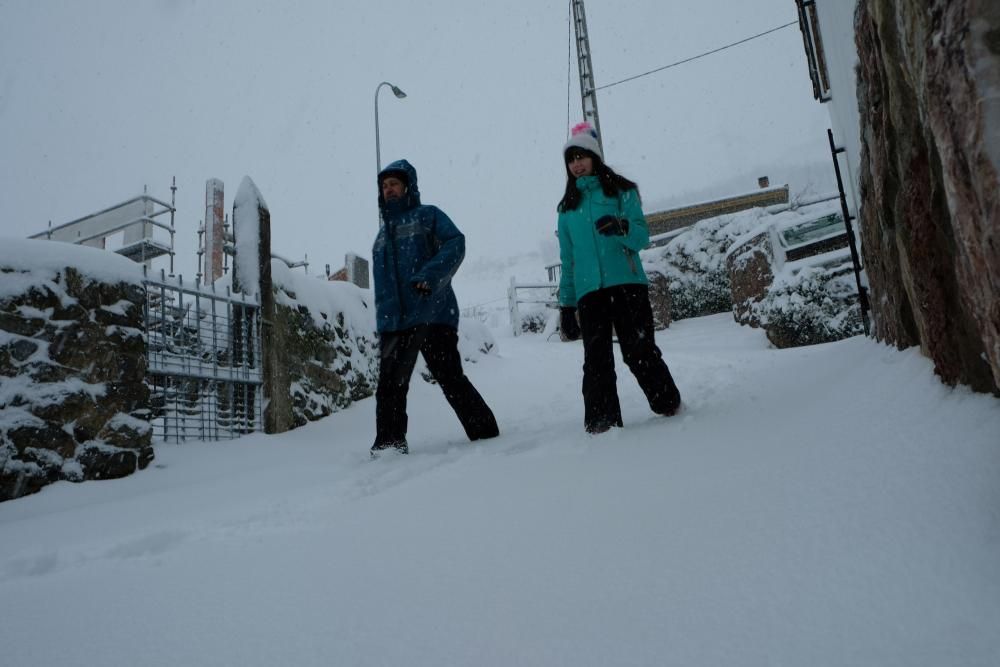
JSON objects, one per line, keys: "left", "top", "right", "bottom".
{"left": 557, "top": 175, "right": 649, "bottom": 307}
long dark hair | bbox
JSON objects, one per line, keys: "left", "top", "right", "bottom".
{"left": 557, "top": 152, "right": 640, "bottom": 212}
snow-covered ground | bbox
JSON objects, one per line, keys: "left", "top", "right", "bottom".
{"left": 2, "top": 313, "right": 999, "bottom": 666}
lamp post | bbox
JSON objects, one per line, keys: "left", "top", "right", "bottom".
{"left": 375, "top": 81, "right": 407, "bottom": 176}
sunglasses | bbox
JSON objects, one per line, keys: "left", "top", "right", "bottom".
{"left": 566, "top": 151, "right": 590, "bottom": 162}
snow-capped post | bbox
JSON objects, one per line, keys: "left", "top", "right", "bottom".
{"left": 232, "top": 176, "right": 292, "bottom": 434}
{"left": 508, "top": 276, "right": 521, "bottom": 336}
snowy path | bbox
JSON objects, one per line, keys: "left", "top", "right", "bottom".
{"left": 2, "top": 314, "right": 999, "bottom": 666}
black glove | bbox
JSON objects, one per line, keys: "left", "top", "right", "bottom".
{"left": 413, "top": 281, "right": 432, "bottom": 296}
{"left": 560, "top": 307, "right": 581, "bottom": 341}
{"left": 595, "top": 215, "right": 628, "bottom": 236}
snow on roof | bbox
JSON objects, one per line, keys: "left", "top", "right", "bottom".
{"left": 770, "top": 200, "right": 842, "bottom": 234}
{"left": 645, "top": 184, "right": 789, "bottom": 216}
{"left": 725, "top": 200, "right": 843, "bottom": 256}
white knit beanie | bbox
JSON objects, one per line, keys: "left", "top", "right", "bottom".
{"left": 563, "top": 121, "right": 603, "bottom": 162}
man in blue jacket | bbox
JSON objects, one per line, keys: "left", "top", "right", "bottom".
{"left": 370, "top": 159, "right": 499, "bottom": 455}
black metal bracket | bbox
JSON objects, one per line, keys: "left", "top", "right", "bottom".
{"left": 827, "top": 128, "right": 871, "bottom": 336}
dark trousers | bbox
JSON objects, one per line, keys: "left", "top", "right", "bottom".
{"left": 577, "top": 284, "right": 681, "bottom": 430}
{"left": 374, "top": 324, "right": 499, "bottom": 448}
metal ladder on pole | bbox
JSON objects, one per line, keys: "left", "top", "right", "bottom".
{"left": 571, "top": 0, "right": 604, "bottom": 155}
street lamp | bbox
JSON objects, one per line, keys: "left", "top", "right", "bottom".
{"left": 375, "top": 81, "right": 407, "bottom": 176}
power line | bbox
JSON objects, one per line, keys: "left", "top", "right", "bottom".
{"left": 595, "top": 21, "right": 799, "bottom": 92}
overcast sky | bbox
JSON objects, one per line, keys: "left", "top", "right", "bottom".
{"left": 0, "top": 0, "right": 835, "bottom": 279}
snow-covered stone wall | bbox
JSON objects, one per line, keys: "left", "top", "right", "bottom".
{"left": 270, "top": 262, "right": 379, "bottom": 427}
{"left": 0, "top": 236, "right": 388, "bottom": 500}
{"left": 1, "top": 239, "right": 152, "bottom": 501}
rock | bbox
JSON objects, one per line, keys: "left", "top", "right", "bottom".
{"left": 727, "top": 230, "right": 776, "bottom": 328}
{"left": 9, "top": 339, "right": 38, "bottom": 362}
{"left": 76, "top": 445, "right": 141, "bottom": 481}
{"left": 646, "top": 272, "right": 673, "bottom": 331}
{"left": 855, "top": 0, "right": 999, "bottom": 393}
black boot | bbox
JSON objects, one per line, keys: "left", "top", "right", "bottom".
{"left": 370, "top": 441, "right": 408, "bottom": 458}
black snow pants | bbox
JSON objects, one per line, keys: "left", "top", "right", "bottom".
{"left": 374, "top": 324, "right": 499, "bottom": 448}
{"left": 577, "top": 283, "right": 681, "bottom": 431}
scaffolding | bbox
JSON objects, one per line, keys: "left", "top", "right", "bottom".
{"left": 30, "top": 180, "right": 177, "bottom": 271}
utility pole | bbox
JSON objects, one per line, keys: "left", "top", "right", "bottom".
{"left": 571, "top": 0, "right": 604, "bottom": 155}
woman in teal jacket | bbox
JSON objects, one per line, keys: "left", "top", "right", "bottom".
{"left": 557, "top": 122, "right": 681, "bottom": 433}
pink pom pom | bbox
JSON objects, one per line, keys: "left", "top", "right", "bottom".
{"left": 571, "top": 122, "right": 594, "bottom": 137}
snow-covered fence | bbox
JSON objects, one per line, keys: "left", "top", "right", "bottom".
{"left": 143, "top": 269, "right": 263, "bottom": 442}
{"left": 507, "top": 276, "right": 558, "bottom": 335}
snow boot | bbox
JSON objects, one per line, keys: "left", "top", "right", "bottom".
{"left": 657, "top": 400, "right": 683, "bottom": 418}
{"left": 585, "top": 420, "right": 621, "bottom": 435}
{"left": 370, "top": 441, "right": 408, "bottom": 459}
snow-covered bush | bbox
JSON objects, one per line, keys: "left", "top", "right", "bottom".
{"left": 516, "top": 307, "right": 550, "bottom": 334}
{"left": 641, "top": 201, "right": 861, "bottom": 348}
{"left": 742, "top": 256, "right": 864, "bottom": 348}
{"left": 457, "top": 317, "right": 498, "bottom": 359}
{"left": 641, "top": 208, "right": 770, "bottom": 321}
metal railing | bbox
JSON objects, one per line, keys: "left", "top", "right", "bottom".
{"left": 508, "top": 276, "right": 558, "bottom": 336}
{"left": 143, "top": 269, "right": 263, "bottom": 442}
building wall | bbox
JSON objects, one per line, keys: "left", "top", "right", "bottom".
{"left": 645, "top": 186, "right": 789, "bottom": 236}
{"left": 813, "top": 1, "right": 864, "bottom": 218}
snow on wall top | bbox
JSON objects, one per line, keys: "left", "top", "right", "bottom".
{"left": 0, "top": 237, "right": 144, "bottom": 296}
{"left": 271, "top": 260, "right": 374, "bottom": 332}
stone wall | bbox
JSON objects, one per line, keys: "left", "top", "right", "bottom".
{"left": 1, "top": 266, "right": 153, "bottom": 501}
{"left": 272, "top": 301, "right": 378, "bottom": 427}
{"left": 646, "top": 272, "right": 673, "bottom": 331}
{"left": 855, "top": 0, "right": 1000, "bottom": 393}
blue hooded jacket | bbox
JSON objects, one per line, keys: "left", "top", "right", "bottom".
{"left": 372, "top": 159, "right": 465, "bottom": 333}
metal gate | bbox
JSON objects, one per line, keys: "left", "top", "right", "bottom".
{"left": 143, "top": 269, "right": 263, "bottom": 442}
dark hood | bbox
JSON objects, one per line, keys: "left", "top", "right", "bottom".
{"left": 378, "top": 159, "right": 421, "bottom": 214}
